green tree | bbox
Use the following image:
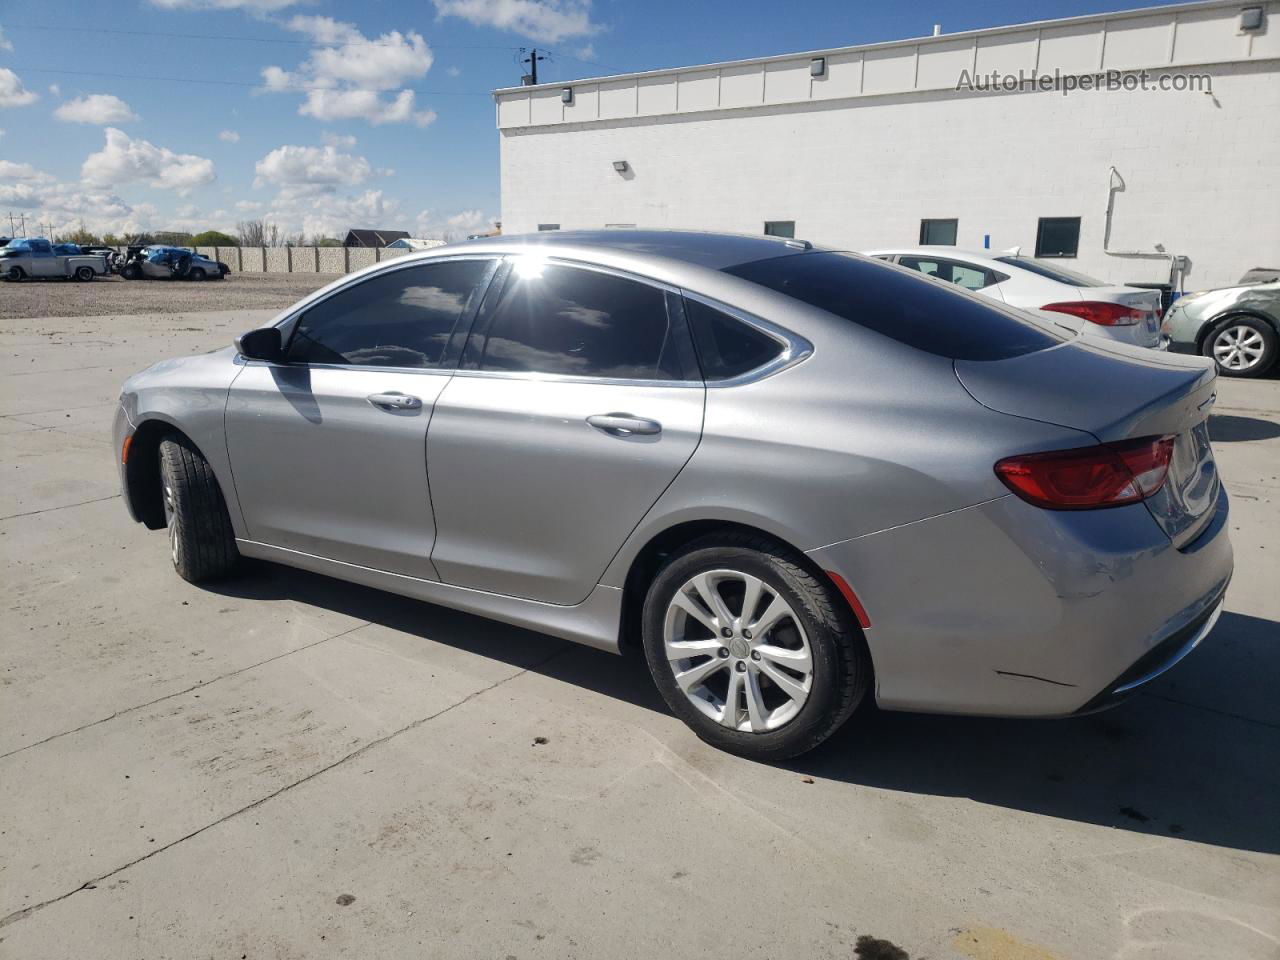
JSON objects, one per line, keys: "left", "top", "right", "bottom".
{"left": 191, "top": 230, "right": 239, "bottom": 246}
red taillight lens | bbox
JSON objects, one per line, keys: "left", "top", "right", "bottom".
{"left": 995, "top": 436, "right": 1176, "bottom": 509}
{"left": 1040, "top": 300, "right": 1145, "bottom": 326}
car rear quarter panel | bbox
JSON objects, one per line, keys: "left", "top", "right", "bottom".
{"left": 117, "top": 347, "right": 246, "bottom": 536}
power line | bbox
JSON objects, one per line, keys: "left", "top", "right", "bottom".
{"left": 4, "top": 23, "right": 523, "bottom": 51}
{"left": 7, "top": 65, "right": 491, "bottom": 96}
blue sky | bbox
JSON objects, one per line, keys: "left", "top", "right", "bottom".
{"left": 1, "top": 0, "right": 1178, "bottom": 241}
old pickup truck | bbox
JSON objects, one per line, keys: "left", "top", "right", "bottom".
{"left": 1, "top": 238, "right": 110, "bottom": 281}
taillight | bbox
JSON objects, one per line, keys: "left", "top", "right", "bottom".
{"left": 995, "top": 436, "right": 1176, "bottom": 510}
{"left": 1040, "top": 300, "right": 1146, "bottom": 326}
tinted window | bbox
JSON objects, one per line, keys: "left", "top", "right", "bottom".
{"left": 919, "top": 219, "right": 958, "bottom": 245}
{"left": 995, "top": 256, "right": 1103, "bottom": 287}
{"left": 1035, "top": 217, "right": 1081, "bottom": 258}
{"left": 288, "top": 259, "right": 491, "bottom": 368}
{"left": 475, "top": 264, "right": 684, "bottom": 380}
{"left": 898, "top": 256, "right": 995, "bottom": 292}
{"left": 725, "top": 252, "right": 1062, "bottom": 361}
{"left": 685, "top": 298, "right": 784, "bottom": 381}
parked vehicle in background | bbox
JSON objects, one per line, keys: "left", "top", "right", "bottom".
{"left": 79, "top": 245, "right": 121, "bottom": 272}
{"left": 113, "top": 231, "right": 1230, "bottom": 760}
{"left": 385, "top": 237, "right": 446, "bottom": 252}
{"left": 1162, "top": 272, "right": 1280, "bottom": 377}
{"left": 120, "top": 245, "right": 229, "bottom": 281}
{"left": 865, "top": 247, "right": 1164, "bottom": 349}
{"left": 1, "top": 237, "right": 109, "bottom": 281}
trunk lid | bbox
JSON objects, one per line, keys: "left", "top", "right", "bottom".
{"left": 956, "top": 339, "right": 1220, "bottom": 548}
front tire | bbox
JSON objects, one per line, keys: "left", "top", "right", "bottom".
{"left": 6, "top": 266, "right": 24, "bottom": 282}
{"left": 641, "top": 533, "right": 869, "bottom": 761}
{"left": 158, "top": 434, "right": 239, "bottom": 583}
{"left": 1204, "top": 315, "right": 1277, "bottom": 378}
{"left": 189, "top": 267, "right": 206, "bottom": 282}
{"left": 121, "top": 264, "right": 141, "bottom": 280}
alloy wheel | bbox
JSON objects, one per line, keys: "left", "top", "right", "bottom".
{"left": 163, "top": 480, "right": 179, "bottom": 567}
{"left": 662, "top": 569, "right": 813, "bottom": 732}
{"left": 1212, "top": 325, "right": 1266, "bottom": 372}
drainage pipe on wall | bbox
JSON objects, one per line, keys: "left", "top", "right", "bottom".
{"left": 1103, "top": 166, "right": 1188, "bottom": 294}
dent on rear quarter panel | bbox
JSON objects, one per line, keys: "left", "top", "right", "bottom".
{"left": 124, "top": 346, "right": 247, "bottom": 537}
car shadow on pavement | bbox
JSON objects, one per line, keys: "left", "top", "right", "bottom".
{"left": 1208, "top": 414, "right": 1280, "bottom": 442}
{"left": 210, "top": 563, "right": 1279, "bottom": 856}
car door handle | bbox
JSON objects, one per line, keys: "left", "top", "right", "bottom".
{"left": 367, "top": 392, "right": 422, "bottom": 411}
{"left": 586, "top": 413, "right": 662, "bottom": 436}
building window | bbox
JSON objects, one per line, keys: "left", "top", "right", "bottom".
{"left": 919, "top": 218, "right": 958, "bottom": 246}
{"left": 763, "top": 221, "right": 795, "bottom": 239}
{"left": 537, "top": 223, "right": 560, "bottom": 231}
{"left": 1035, "top": 217, "right": 1081, "bottom": 258}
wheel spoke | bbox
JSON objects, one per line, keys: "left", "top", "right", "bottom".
{"left": 674, "top": 655, "right": 727, "bottom": 693}
{"left": 748, "top": 595, "right": 793, "bottom": 639}
{"left": 665, "top": 638, "right": 723, "bottom": 662}
{"left": 670, "top": 590, "right": 719, "bottom": 635}
{"left": 758, "top": 659, "right": 809, "bottom": 703}
{"left": 720, "top": 669, "right": 743, "bottom": 728}
{"left": 744, "top": 670, "right": 769, "bottom": 732}
{"left": 691, "top": 573, "right": 735, "bottom": 628}
{"left": 756, "top": 643, "right": 812, "bottom": 672}
{"left": 739, "top": 574, "right": 765, "bottom": 626}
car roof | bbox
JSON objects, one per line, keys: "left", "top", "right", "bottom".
{"left": 462, "top": 230, "right": 821, "bottom": 271}
{"left": 864, "top": 246, "right": 1010, "bottom": 264}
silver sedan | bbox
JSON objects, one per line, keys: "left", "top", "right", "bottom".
{"left": 112, "top": 231, "right": 1232, "bottom": 759}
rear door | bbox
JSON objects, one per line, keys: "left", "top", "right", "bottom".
{"left": 426, "top": 258, "right": 705, "bottom": 605}
{"left": 224, "top": 256, "right": 497, "bottom": 578}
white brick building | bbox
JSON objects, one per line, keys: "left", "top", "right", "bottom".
{"left": 494, "top": 0, "right": 1280, "bottom": 289}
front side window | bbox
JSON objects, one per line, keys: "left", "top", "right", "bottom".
{"left": 764, "top": 221, "right": 796, "bottom": 239}
{"left": 684, "top": 298, "right": 784, "bottom": 381}
{"left": 1035, "top": 217, "right": 1081, "bottom": 258}
{"left": 288, "top": 259, "right": 492, "bottom": 368}
{"left": 473, "top": 263, "right": 685, "bottom": 380}
{"left": 725, "top": 251, "right": 1063, "bottom": 361}
{"left": 919, "top": 218, "right": 958, "bottom": 246}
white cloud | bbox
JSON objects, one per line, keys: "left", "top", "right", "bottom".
{"left": 54, "top": 94, "right": 139, "bottom": 125}
{"left": 235, "top": 199, "right": 264, "bottom": 212}
{"left": 574, "top": 42, "right": 596, "bottom": 61}
{"left": 431, "top": 0, "right": 600, "bottom": 42}
{"left": 261, "top": 17, "right": 437, "bottom": 127}
{"left": 0, "top": 178, "right": 155, "bottom": 236}
{"left": 298, "top": 88, "right": 436, "bottom": 127}
{"left": 49, "top": 84, "right": 62, "bottom": 97}
{"left": 82, "top": 128, "right": 216, "bottom": 194}
{"left": 415, "top": 207, "right": 493, "bottom": 240}
{"left": 253, "top": 143, "right": 372, "bottom": 194}
{"left": 0, "top": 160, "right": 55, "bottom": 183}
{"left": 321, "top": 131, "right": 357, "bottom": 148}
{"left": 147, "top": 0, "right": 302, "bottom": 10}
{"left": 446, "top": 66, "right": 462, "bottom": 77}
{"left": 219, "top": 129, "right": 241, "bottom": 143}
{"left": 0, "top": 26, "right": 12, "bottom": 52}
{"left": 267, "top": 187, "right": 404, "bottom": 239}
{"left": 0, "top": 69, "right": 39, "bottom": 108}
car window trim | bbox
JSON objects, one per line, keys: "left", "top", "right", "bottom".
{"left": 455, "top": 255, "right": 704, "bottom": 388}
{"left": 678, "top": 289, "right": 813, "bottom": 387}
{"left": 243, "top": 253, "right": 501, "bottom": 374}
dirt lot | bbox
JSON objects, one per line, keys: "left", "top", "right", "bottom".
{"left": 0, "top": 271, "right": 340, "bottom": 320}
{"left": 1, "top": 306, "right": 1278, "bottom": 958}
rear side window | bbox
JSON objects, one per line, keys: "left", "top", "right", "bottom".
{"left": 897, "top": 256, "right": 1002, "bottom": 292}
{"left": 684, "top": 298, "right": 784, "bottom": 381}
{"left": 725, "top": 251, "right": 1062, "bottom": 361}
{"left": 288, "top": 259, "right": 491, "bottom": 368}
{"left": 473, "top": 263, "right": 685, "bottom": 380}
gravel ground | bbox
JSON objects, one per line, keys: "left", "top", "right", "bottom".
{"left": 0, "top": 272, "right": 341, "bottom": 320}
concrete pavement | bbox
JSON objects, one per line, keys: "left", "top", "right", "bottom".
{"left": 2, "top": 308, "right": 1277, "bottom": 959}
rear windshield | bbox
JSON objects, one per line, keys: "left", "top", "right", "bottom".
{"left": 995, "top": 256, "right": 1104, "bottom": 287}
{"left": 725, "top": 251, "right": 1062, "bottom": 361}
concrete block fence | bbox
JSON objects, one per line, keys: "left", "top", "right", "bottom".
{"left": 109, "top": 245, "right": 413, "bottom": 276}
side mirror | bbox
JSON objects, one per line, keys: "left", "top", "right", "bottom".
{"left": 235, "top": 326, "right": 283, "bottom": 363}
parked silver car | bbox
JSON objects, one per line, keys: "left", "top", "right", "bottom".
{"left": 120, "top": 245, "right": 229, "bottom": 281}
{"left": 112, "top": 232, "right": 1232, "bottom": 759}
{"left": 1161, "top": 272, "right": 1280, "bottom": 377}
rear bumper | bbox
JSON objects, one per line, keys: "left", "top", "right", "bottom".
{"left": 807, "top": 488, "right": 1233, "bottom": 717}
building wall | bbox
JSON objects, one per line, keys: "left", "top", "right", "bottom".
{"left": 497, "top": 2, "right": 1280, "bottom": 288}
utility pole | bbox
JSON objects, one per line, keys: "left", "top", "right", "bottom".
{"left": 520, "top": 47, "right": 547, "bottom": 85}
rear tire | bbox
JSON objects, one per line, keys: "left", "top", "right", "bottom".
{"left": 641, "top": 532, "right": 870, "bottom": 761}
{"left": 158, "top": 434, "right": 239, "bottom": 583}
{"left": 122, "top": 264, "right": 141, "bottom": 281}
{"left": 1203, "top": 315, "right": 1277, "bottom": 378}
{"left": 75, "top": 266, "right": 95, "bottom": 282}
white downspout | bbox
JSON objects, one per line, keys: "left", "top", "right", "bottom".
{"left": 1104, "top": 166, "right": 1186, "bottom": 293}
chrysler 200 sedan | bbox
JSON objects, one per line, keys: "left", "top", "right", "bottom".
{"left": 113, "top": 231, "right": 1232, "bottom": 759}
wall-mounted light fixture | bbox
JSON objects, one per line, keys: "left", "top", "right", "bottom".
{"left": 561, "top": 87, "right": 574, "bottom": 104}
{"left": 1239, "top": 6, "right": 1264, "bottom": 31}
{"left": 810, "top": 57, "right": 826, "bottom": 78}
{"left": 612, "top": 160, "right": 629, "bottom": 173}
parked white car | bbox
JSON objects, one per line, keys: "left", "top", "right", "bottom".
{"left": 864, "top": 247, "right": 1163, "bottom": 348}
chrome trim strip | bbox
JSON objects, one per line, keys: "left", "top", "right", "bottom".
{"left": 1112, "top": 599, "right": 1223, "bottom": 694}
